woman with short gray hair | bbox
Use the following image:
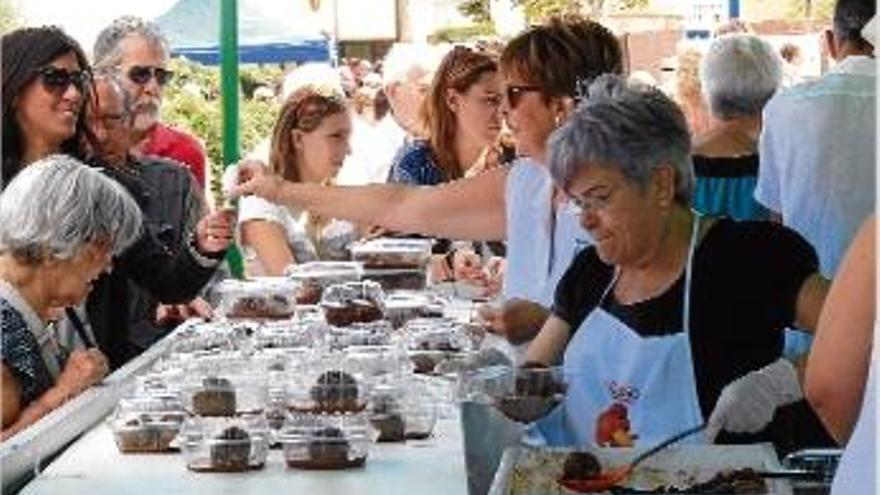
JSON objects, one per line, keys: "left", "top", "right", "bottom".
{"left": 1, "top": 155, "right": 141, "bottom": 440}
{"left": 524, "top": 75, "right": 830, "bottom": 451}
{"left": 692, "top": 34, "right": 783, "bottom": 220}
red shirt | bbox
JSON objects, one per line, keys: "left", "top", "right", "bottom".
{"left": 139, "top": 122, "right": 207, "bottom": 189}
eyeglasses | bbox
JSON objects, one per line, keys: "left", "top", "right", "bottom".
{"left": 504, "top": 84, "right": 542, "bottom": 109}
{"left": 37, "top": 67, "right": 90, "bottom": 95}
{"left": 126, "top": 66, "right": 174, "bottom": 86}
{"left": 567, "top": 186, "right": 617, "bottom": 216}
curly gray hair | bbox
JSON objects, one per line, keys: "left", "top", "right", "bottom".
{"left": 0, "top": 155, "right": 142, "bottom": 263}
{"left": 93, "top": 15, "right": 169, "bottom": 70}
{"left": 548, "top": 74, "right": 694, "bottom": 206}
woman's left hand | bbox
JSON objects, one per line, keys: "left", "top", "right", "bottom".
{"left": 705, "top": 358, "right": 804, "bottom": 441}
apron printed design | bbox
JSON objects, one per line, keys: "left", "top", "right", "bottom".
{"left": 595, "top": 381, "right": 641, "bottom": 447}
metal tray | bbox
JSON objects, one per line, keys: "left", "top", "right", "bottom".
{"left": 489, "top": 444, "right": 794, "bottom": 495}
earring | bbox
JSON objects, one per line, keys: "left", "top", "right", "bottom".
{"left": 554, "top": 114, "right": 562, "bottom": 127}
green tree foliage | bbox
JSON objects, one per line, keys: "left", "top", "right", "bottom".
{"left": 458, "top": 0, "right": 492, "bottom": 24}
{"left": 510, "top": 0, "right": 649, "bottom": 22}
{"left": 161, "top": 58, "right": 280, "bottom": 194}
{"left": 0, "top": 0, "right": 21, "bottom": 35}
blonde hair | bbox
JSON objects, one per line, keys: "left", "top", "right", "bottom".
{"left": 269, "top": 88, "right": 347, "bottom": 182}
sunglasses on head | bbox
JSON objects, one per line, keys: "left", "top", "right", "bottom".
{"left": 37, "top": 66, "right": 90, "bottom": 94}
{"left": 126, "top": 66, "right": 173, "bottom": 86}
{"left": 504, "top": 84, "right": 542, "bottom": 109}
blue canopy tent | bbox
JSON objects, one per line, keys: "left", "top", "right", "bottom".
{"left": 155, "top": 0, "right": 332, "bottom": 65}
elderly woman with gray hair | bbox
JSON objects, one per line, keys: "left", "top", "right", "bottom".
{"left": 1, "top": 155, "right": 142, "bottom": 440}
{"left": 691, "top": 34, "right": 783, "bottom": 220}
{"left": 523, "top": 75, "right": 831, "bottom": 450}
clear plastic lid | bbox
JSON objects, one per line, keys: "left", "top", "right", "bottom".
{"left": 286, "top": 368, "right": 369, "bottom": 414}
{"left": 111, "top": 396, "right": 187, "bottom": 453}
{"left": 254, "top": 320, "right": 322, "bottom": 350}
{"left": 214, "top": 278, "right": 298, "bottom": 319}
{"left": 285, "top": 262, "right": 363, "bottom": 304}
{"left": 285, "top": 261, "right": 363, "bottom": 285}
{"left": 326, "top": 321, "right": 394, "bottom": 350}
{"left": 180, "top": 415, "right": 270, "bottom": 472}
{"left": 320, "top": 281, "right": 386, "bottom": 327}
{"left": 350, "top": 238, "right": 433, "bottom": 269}
{"left": 383, "top": 291, "right": 442, "bottom": 328}
{"left": 279, "top": 412, "right": 370, "bottom": 470}
{"left": 184, "top": 376, "right": 238, "bottom": 417}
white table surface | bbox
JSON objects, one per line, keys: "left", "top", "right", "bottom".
{"left": 18, "top": 408, "right": 468, "bottom": 495}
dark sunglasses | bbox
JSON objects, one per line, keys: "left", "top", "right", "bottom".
{"left": 37, "top": 67, "right": 90, "bottom": 94}
{"left": 127, "top": 66, "right": 174, "bottom": 86}
{"left": 504, "top": 84, "right": 542, "bottom": 109}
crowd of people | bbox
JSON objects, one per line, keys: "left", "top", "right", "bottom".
{"left": 0, "top": 0, "right": 875, "bottom": 492}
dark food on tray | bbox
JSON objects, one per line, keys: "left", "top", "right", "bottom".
{"left": 560, "top": 468, "right": 767, "bottom": 494}
{"left": 562, "top": 452, "right": 602, "bottom": 480}
{"left": 303, "top": 370, "right": 364, "bottom": 413}
{"left": 192, "top": 377, "right": 237, "bottom": 417}
{"left": 494, "top": 362, "right": 567, "bottom": 423}
{"left": 286, "top": 426, "right": 367, "bottom": 470}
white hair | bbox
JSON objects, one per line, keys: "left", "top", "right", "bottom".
{"left": 700, "top": 34, "right": 783, "bottom": 119}
{"left": 381, "top": 43, "right": 448, "bottom": 88}
{"left": 0, "top": 155, "right": 142, "bottom": 263}
{"left": 281, "top": 63, "right": 346, "bottom": 100}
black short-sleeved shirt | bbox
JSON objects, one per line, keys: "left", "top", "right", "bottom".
{"left": 552, "top": 218, "right": 819, "bottom": 419}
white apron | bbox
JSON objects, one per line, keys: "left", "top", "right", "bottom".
{"left": 531, "top": 215, "right": 705, "bottom": 447}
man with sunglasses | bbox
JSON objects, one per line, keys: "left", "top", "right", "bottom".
{"left": 93, "top": 16, "right": 207, "bottom": 191}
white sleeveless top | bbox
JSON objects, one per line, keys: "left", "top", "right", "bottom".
{"left": 503, "top": 159, "right": 591, "bottom": 307}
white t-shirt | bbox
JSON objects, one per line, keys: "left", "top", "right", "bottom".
{"left": 756, "top": 56, "right": 876, "bottom": 278}
{"left": 336, "top": 115, "right": 407, "bottom": 185}
{"left": 503, "top": 159, "right": 592, "bottom": 307}
{"left": 831, "top": 357, "right": 877, "bottom": 494}
{"left": 237, "top": 195, "right": 355, "bottom": 275}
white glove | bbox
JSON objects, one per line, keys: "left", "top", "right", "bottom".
{"left": 705, "top": 358, "right": 803, "bottom": 442}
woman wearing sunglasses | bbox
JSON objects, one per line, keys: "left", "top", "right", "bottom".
{"left": 2, "top": 26, "right": 92, "bottom": 184}
{"left": 234, "top": 17, "right": 622, "bottom": 352}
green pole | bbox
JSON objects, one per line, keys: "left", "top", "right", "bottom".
{"left": 220, "top": 0, "right": 244, "bottom": 278}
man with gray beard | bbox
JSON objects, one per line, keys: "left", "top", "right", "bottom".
{"left": 93, "top": 16, "right": 207, "bottom": 191}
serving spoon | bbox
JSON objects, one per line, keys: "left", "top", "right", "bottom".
{"left": 559, "top": 423, "right": 707, "bottom": 493}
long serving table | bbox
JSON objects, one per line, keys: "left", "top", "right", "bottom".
{"left": 7, "top": 306, "right": 479, "bottom": 495}
{"left": 16, "top": 413, "right": 468, "bottom": 495}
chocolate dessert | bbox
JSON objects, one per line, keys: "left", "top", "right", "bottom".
{"left": 202, "top": 426, "right": 252, "bottom": 472}
{"left": 321, "top": 282, "right": 385, "bottom": 327}
{"left": 562, "top": 452, "right": 602, "bottom": 480}
{"left": 286, "top": 427, "right": 366, "bottom": 470}
{"left": 304, "top": 371, "right": 363, "bottom": 413}
{"left": 114, "top": 415, "right": 180, "bottom": 453}
{"left": 369, "top": 395, "right": 405, "bottom": 442}
{"left": 192, "top": 377, "right": 237, "bottom": 417}
{"left": 229, "top": 294, "right": 294, "bottom": 318}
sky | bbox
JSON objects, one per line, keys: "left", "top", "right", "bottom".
{"left": 17, "top": 0, "right": 179, "bottom": 52}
